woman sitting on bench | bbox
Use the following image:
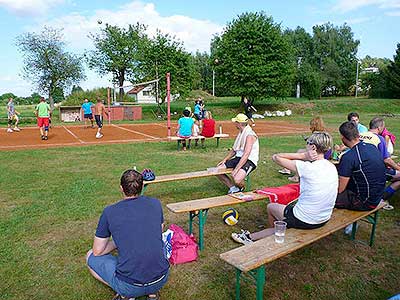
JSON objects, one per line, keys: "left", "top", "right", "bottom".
{"left": 232, "top": 132, "right": 339, "bottom": 244}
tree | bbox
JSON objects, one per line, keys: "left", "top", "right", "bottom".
{"left": 385, "top": 43, "right": 400, "bottom": 98}
{"left": 191, "top": 51, "right": 212, "bottom": 92}
{"left": 312, "top": 23, "right": 359, "bottom": 95}
{"left": 139, "top": 30, "right": 194, "bottom": 101}
{"left": 87, "top": 23, "right": 149, "bottom": 101}
{"left": 211, "top": 12, "right": 294, "bottom": 100}
{"left": 16, "top": 27, "right": 85, "bottom": 109}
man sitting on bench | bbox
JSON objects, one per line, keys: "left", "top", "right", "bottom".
{"left": 217, "top": 113, "right": 259, "bottom": 194}
{"left": 232, "top": 132, "right": 338, "bottom": 244}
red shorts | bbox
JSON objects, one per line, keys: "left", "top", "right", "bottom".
{"left": 37, "top": 117, "right": 50, "bottom": 127}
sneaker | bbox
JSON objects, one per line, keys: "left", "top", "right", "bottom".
{"left": 278, "top": 168, "right": 291, "bottom": 175}
{"left": 7, "top": 128, "right": 13, "bottom": 133}
{"left": 383, "top": 203, "right": 394, "bottom": 211}
{"left": 96, "top": 133, "right": 103, "bottom": 139}
{"left": 288, "top": 175, "right": 299, "bottom": 183}
{"left": 231, "top": 230, "right": 253, "bottom": 245}
{"left": 344, "top": 223, "right": 359, "bottom": 235}
{"left": 41, "top": 135, "right": 45, "bottom": 140}
{"left": 13, "top": 127, "right": 20, "bottom": 132}
{"left": 44, "top": 136, "right": 48, "bottom": 140}
{"left": 228, "top": 186, "right": 241, "bottom": 194}
{"left": 112, "top": 294, "right": 135, "bottom": 300}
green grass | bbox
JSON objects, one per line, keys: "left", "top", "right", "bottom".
{"left": 1, "top": 98, "right": 400, "bottom": 299}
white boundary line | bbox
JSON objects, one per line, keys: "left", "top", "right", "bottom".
{"left": 111, "top": 124, "right": 159, "bottom": 139}
{"left": 62, "top": 126, "right": 85, "bottom": 144}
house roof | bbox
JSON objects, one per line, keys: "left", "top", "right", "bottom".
{"left": 127, "top": 85, "right": 146, "bottom": 94}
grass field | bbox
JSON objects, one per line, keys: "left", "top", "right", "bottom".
{"left": 1, "top": 97, "right": 400, "bottom": 300}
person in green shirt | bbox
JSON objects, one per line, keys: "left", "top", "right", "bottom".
{"left": 35, "top": 97, "right": 51, "bottom": 140}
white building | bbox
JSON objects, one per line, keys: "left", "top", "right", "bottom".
{"left": 127, "top": 84, "right": 157, "bottom": 104}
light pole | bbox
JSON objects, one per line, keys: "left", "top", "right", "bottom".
{"left": 212, "top": 58, "right": 219, "bottom": 97}
{"left": 355, "top": 60, "right": 360, "bottom": 98}
{"left": 296, "top": 57, "right": 302, "bottom": 99}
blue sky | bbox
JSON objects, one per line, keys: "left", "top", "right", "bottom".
{"left": 0, "top": 0, "right": 399, "bottom": 96}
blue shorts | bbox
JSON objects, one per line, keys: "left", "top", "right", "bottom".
{"left": 84, "top": 113, "right": 93, "bottom": 119}
{"left": 87, "top": 253, "right": 169, "bottom": 298}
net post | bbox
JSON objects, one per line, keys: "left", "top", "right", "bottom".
{"left": 167, "top": 73, "right": 171, "bottom": 137}
{"left": 107, "top": 87, "right": 111, "bottom": 125}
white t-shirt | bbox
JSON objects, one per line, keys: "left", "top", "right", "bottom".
{"left": 193, "top": 124, "right": 200, "bottom": 137}
{"left": 293, "top": 159, "right": 338, "bottom": 224}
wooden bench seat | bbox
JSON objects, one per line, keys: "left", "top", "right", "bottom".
{"left": 167, "top": 191, "right": 269, "bottom": 250}
{"left": 143, "top": 168, "right": 251, "bottom": 194}
{"left": 168, "top": 133, "right": 229, "bottom": 150}
{"left": 219, "top": 201, "right": 387, "bottom": 300}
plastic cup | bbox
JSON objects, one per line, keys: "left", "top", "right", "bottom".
{"left": 274, "top": 221, "right": 287, "bottom": 243}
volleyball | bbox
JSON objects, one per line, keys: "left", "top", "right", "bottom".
{"left": 222, "top": 208, "right": 239, "bottom": 226}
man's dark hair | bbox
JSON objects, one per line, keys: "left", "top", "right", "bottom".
{"left": 183, "top": 109, "right": 190, "bottom": 117}
{"left": 339, "top": 121, "right": 359, "bottom": 141}
{"left": 120, "top": 169, "right": 143, "bottom": 196}
{"left": 347, "top": 112, "right": 360, "bottom": 121}
{"left": 369, "top": 117, "right": 384, "bottom": 129}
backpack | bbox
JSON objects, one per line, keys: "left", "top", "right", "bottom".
{"left": 168, "top": 224, "right": 198, "bottom": 265}
{"left": 142, "top": 169, "right": 155, "bottom": 181}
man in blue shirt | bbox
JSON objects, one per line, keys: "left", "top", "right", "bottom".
{"left": 81, "top": 98, "right": 94, "bottom": 128}
{"left": 86, "top": 169, "right": 169, "bottom": 300}
{"left": 335, "top": 121, "right": 386, "bottom": 211}
{"left": 347, "top": 112, "right": 368, "bottom": 133}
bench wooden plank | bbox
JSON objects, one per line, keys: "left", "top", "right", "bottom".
{"left": 220, "top": 201, "right": 386, "bottom": 272}
{"left": 166, "top": 192, "right": 268, "bottom": 213}
{"left": 168, "top": 133, "right": 229, "bottom": 141}
{"left": 144, "top": 168, "right": 233, "bottom": 185}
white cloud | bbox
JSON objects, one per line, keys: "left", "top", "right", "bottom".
{"left": 385, "top": 10, "right": 400, "bottom": 15}
{"left": 334, "top": 0, "right": 400, "bottom": 12}
{"left": 0, "top": 0, "right": 64, "bottom": 16}
{"left": 36, "top": 1, "right": 223, "bottom": 53}
{"left": 343, "top": 17, "right": 372, "bottom": 24}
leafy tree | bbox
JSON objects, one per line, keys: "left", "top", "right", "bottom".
{"left": 139, "top": 30, "right": 194, "bottom": 101}
{"left": 16, "top": 27, "right": 86, "bottom": 109}
{"left": 87, "top": 23, "right": 149, "bottom": 101}
{"left": 385, "top": 43, "right": 400, "bottom": 98}
{"left": 211, "top": 12, "right": 294, "bottom": 100}
{"left": 191, "top": 51, "right": 213, "bottom": 92}
{"left": 71, "top": 85, "right": 84, "bottom": 94}
{"left": 312, "top": 23, "right": 359, "bottom": 95}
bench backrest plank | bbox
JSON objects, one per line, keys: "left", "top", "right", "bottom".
{"left": 220, "top": 201, "right": 386, "bottom": 272}
{"left": 166, "top": 192, "right": 269, "bottom": 213}
{"left": 168, "top": 133, "right": 229, "bottom": 141}
{"left": 144, "top": 168, "right": 233, "bottom": 185}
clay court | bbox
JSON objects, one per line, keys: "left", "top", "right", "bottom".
{"left": 0, "top": 120, "right": 309, "bottom": 151}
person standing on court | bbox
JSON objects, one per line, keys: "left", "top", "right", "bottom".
{"left": 94, "top": 98, "right": 109, "bottom": 139}
{"left": 217, "top": 113, "right": 259, "bottom": 194}
{"left": 81, "top": 98, "right": 95, "bottom": 128}
{"left": 35, "top": 97, "right": 51, "bottom": 140}
{"left": 6, "top": 97, "right": 21, "bottom": 133}
{"left": 86, "top": 169, "right": 169, "bottom": 300}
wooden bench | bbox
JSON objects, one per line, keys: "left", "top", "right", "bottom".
{"left": 166, "top": 191, "right": 269, "bottom": 250}
{"left": 168, "top": 133, "right": 229, "bottom": 150}
{"left": 219, "top": 201, "right": 387, "bottom": 300}
{"left": 143, "top": 168, "right": 251, "bottom": 195}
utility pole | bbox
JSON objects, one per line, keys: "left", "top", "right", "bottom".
{"left": 355, "top": 60, "right": 360, "bottom": 98}
{"left": 296, "top": 57, "right": 302, "bottom": 99}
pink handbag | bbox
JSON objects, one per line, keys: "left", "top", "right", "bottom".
{"left": 169, "top": 224, "right": 198, "bottom": 265}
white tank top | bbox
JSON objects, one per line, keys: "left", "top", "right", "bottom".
{"left": 235, "top": 128, "right": 259, "bottom": 166}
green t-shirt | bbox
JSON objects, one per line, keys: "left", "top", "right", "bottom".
{"left": 36, "top": 102, "right": 51, "bottom": 117}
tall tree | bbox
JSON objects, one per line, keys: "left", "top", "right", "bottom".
{"left": 385, "top": 43, "right": 400, "bottom": 98}
{"left": 87, "top": 23, "right": 149, "bottom": 100}
{"left": 191, "top": 51, "right": 212, "bottom": 92}
{"left": 312, "top": 23, "right": 359, "bottom": 96}
{"left": 16, "top": 27, "right": 85, "bottom": 109}
{"left": 140, "top": 30, "right": 194, "bottom": 101}
{"left": 211, "top": 12, "right": 294, "bottom": 100}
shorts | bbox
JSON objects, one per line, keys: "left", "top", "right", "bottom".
{"left": 95, "top": 115, "right": 103, "bottom": 128}
{"left": 386, "top": 168, "right": 399, "bottom": 181}
{"left": 283, "top": 203, "right": 327, "bottom": 229}
{"left": 8, "top": 115, "right": 17, "bottom": 124}
{"left": 224, "top": 156, "right": 256, "bottom": 175}
{"left": 245, "top": 111, "right": 253, "bottom": 119}
{"left": 194, "top": 113, "right": 201, "bottom": 121}
{"left": 87, "top": 253, "right": 169, "bottom": 298}
{"left": 335, "top": 189, "right": 378, "bottom": 211}
{"left": 37, "top": 117, "right": 50, "bottom": 128}
{"left": 84, "top": 113, "right": 93, "bottom": 119}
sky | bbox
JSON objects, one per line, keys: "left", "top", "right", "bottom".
{"left": 0, "top": 0, "right": 399, "bottom": 97}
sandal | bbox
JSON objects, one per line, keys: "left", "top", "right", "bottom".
{"left": 383, "top": 204, "right": 394, "bottom": 211}
{"left": 288, "top": 176, "right": 299, "bottom": 183}
{"left": 278, "top": 168, "right": 291, "bottom": 175}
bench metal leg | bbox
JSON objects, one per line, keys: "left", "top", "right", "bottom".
{"left": 235, "top": 266, "right": 266, "bottom": 300}
{"left": 235, "top": 269, "right": 241, "bottom": 300}
{"left": 216, "top": 137, "right": 220, "bottom": 147}
{"left": 188, "top": 209, "right": 209, "bottom": 250}
{"left": 245, "top": 175, "right": 251, "bottom": 191}
{"left": 350, "top": 221, "right": 358, "bottom": 241}
{"left": 141, "top": 184, "right": 148, "bottom": 195}
{"left": 350, "top": 210, "right": 380, "bottom": 247}
{"left": 177, "top": 140, "right": 180, "bottom": 151}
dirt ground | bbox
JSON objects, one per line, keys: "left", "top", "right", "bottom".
{"left": 0, "top": 120, "right": 309, "bottom": 151}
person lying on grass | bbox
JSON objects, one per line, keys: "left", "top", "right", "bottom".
{"left": 232, "top": 132, "right": 338, "bottom": 245}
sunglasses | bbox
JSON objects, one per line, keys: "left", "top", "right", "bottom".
{"left": 306, "top": 141, "right": 314, "bottom": 146}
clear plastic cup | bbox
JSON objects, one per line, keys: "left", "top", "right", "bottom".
{"left": 274, "top": 221, "right": 287, "bottom": 243}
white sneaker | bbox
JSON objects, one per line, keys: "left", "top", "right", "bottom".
{"left": 13, "top": 127, "right": 20, "bottom": 132}
{"left": 231, "top": 230, "right": 253, "bottom": 245}
{"left": 228, "top": 186, "right": 241, "bottom": 194}
{"left": 7, "top": 128, "right": 13, "bottom": 133}
{"left": 96, "top": 133, "right": 103, "bottom": 139}
{"left": 344, "top": 224, "right": 359, "bottom": 235}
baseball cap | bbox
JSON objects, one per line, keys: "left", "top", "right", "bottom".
{"left": 231, "top": 113, "right": 249, "bottom": 123}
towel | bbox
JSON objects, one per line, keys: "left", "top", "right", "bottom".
{"left": 256, "top": 183, "right": 300, "bottom": 205}
{"left": 232, "top": 125, "right": 256, "bottom": 152}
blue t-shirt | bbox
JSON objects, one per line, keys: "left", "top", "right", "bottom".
{"left": 82, "top": 102, "right": 93, "bottom": 114}
{"left": 194, "top": 104, "right": 201, "bottom": 115}
{"left": 178, "top": 117, "right": 194, "bottom": 137}
{"left": 95, "top": 196, "right": 169, "bottom": 284}
{"left": 357, "top": 123, "right": 368, "bottom": 133}
{"left": 338, "top": 142, "right": 386, "bottom": 207}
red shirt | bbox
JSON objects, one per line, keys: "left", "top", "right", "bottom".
{"left": 201, "top": 119, "right": 216, "bottom": 137}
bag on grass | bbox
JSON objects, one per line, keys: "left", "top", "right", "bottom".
{"left": 256, "top": 183, "right": 300, "bottom": 205}
{"left": 168, "top": 224, "right": 198, "bottom": 265}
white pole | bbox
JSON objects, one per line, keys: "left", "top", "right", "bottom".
{"left": 355, "top": 60, "right": 359, "bottom": 98}
{"left": 296, "top": 57, "right": 302, "bottom": 99}
{"left": 212, "top": 69, "right": 215, "bottom": 97}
